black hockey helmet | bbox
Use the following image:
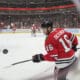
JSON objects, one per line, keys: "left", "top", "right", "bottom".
{"left": 41, "top": 20, "right": 53, "bottom": 28}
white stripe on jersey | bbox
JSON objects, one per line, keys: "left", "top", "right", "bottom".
{"left": 55, "top": 56, "right": 76, "bottom": 69}
{"left": 56, "top": 54, "right": 75, "bottom": 61}
{"left": 70, "top": 34, "right": 75, "bottom": 43}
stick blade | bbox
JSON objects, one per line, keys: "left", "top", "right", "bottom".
{"left": 3, "top": 65, "right": 12, "bottom": 69}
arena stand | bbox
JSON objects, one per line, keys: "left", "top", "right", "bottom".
{"left": 0, "top": 0, "right": 79, "bottom": 34}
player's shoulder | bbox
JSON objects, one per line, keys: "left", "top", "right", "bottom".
{"left": 50, "top": 28, "right": 64, "bottom": 35}
{"left": 48, "top": 28, "right": 65, "bottom": 40}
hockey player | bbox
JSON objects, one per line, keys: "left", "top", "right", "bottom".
{"left": 32, "top": 20, "right": 78, "bottom": 80}
{"left": 31, "top": 24, "right": 37, "bottom": 37}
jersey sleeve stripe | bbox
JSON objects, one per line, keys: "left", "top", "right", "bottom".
{"left": 70, "top": 34, "right": 75, "bottom": 42}
{"left": 55, "top": 57, "right": 77, "bottom": 68}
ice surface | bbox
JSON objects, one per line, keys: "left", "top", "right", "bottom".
{"left": 0, "top": 33, "right": 79, "bottom": 80}
{"left": 0, "top": 33, "right": 55, "bottom": 80}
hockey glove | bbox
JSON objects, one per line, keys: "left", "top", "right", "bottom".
{"left": 72, "top": 45, "right": 77, "bottom": 52}
{"left": 32, "top": 54, "right": 44, "bottom": 63}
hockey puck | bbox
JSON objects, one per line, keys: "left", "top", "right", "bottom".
{"left": 3, "top": 49, "right": 8, "bottom": 54}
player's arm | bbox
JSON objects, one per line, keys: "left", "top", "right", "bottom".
{"left": 43, "top": 46, "right": 58, "bottom": 62}
{"left": 66, "top": 31, "right": 78, "bottom": 51}
{"left": 32, "top": 54, "right": 44, "bottom": 63}
{"left": 71, "top": 34, "right": 78, "bottom": 51}
{"left": 32, "top": 42, "right": 58, "bottom": 63}
{"left": 32, "top": 48, "right": 58, "bottom": 63}
{"left": 71, "top": 34, "right": 78, "bottom": 46}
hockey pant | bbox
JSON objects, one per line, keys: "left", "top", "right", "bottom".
{"left": 54, "top": 57, "right": 78, "bottom": 80}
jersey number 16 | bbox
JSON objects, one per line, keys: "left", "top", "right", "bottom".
{"left": 59, "top": 35, "right": 72, "bottom": 53}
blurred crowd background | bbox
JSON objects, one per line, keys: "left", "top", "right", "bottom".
{"left": 0, "top": 0, "right": 79, "bottom": 30}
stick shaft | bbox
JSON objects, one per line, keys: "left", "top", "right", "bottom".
{"left": 12, "top": 59, "right": 32, "bottom": 66}
{"left": 77, "top": 48, "right": 80, "bottom": 49}
{"left": 5, "top": 48, "right": 80, "bottom": 68}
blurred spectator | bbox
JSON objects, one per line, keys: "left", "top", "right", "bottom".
{"left": 0, "top": 7, "right": 79, "bottom": 29}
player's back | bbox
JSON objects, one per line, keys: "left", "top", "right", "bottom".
{"left": 50, "top": 28, "right": 74, "bottom": 59}
{"left": 44, "top": 28, "right": 77, "bottom": 68}
{"left": 47, "top": 28, "right": 76, "bottom": 68}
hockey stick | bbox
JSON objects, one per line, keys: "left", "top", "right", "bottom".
{"left": 3, "top": 59, "right": 32, "bottom": 69}
{"left": 77, "top": 48, "right": 80, "bottom": 49}
{"left": 3, "top": 48, "right": 80, "bottom": 69}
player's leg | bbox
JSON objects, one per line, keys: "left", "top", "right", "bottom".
{"left": 67, "top": 57, "right": 79, "bottom": 79}
{"left": 54, "top": 67, "right": 68, "bottom": 80}
{"left": 57, "top": 68, "right": 69, "bottom": 80}
{"left": 31, "top": 30, "right": 36, "bottom": 37}
{"left": 33, "top": 30, "right": 36, "bottom": 37}
{"left": 54, "top": 67, "right": 59, "bottom": 80}
{"left": 54, "top": 57, "right": 78, "bottom": 80}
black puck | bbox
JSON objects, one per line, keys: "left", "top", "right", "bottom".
{"left": 3, "top": 49, "right": 8, "bottom": 54}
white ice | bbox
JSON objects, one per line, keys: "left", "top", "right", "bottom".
{"left": 0, "top": 33, "right": 79, "bottom": 80}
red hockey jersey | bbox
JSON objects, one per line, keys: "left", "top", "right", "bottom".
{"left": 43, "top": 28, "right": 78, "bottom": 68}
{"left": 31, "top": 24, "right": 37, "bottom": 30}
